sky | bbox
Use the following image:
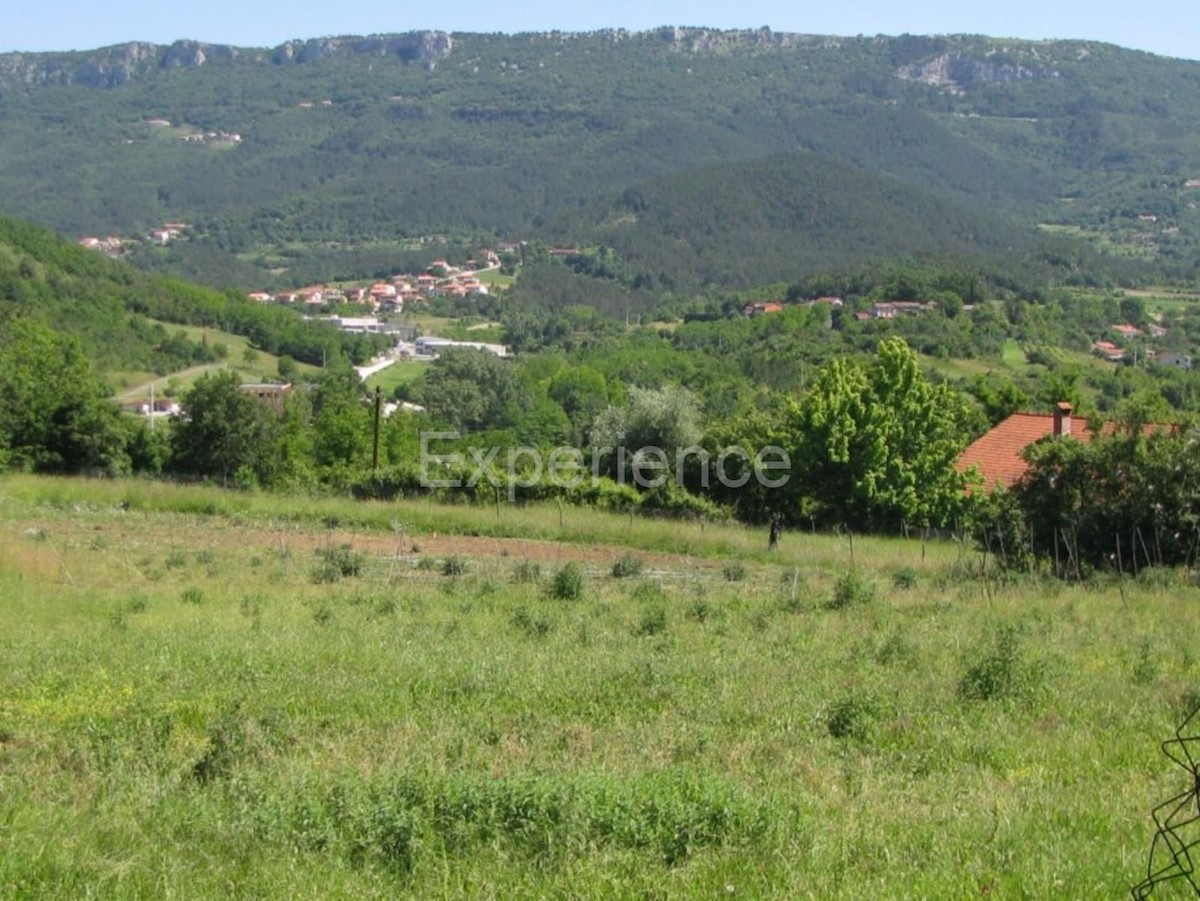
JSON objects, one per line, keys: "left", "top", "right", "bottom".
{"left": 0, "top": 0, "right": 1196, "bottom": 61}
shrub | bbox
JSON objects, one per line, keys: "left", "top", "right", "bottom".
{"left": 548, "top": 562, "right": 585, "bottom": 601}
{"left": 892, "top": 566, "right": 918, "bottom": 590}
{"left": 958, "top": 626, "right": 1045, "bottom": 703}
{"left": 611, "top": 554, "right": 645, "bottom": 579}
{"left": 1138, "top": 566, "right": 1179, "bottom": 589}
{"left": 510, "top": 606, "right": 553, "bottom": 638}
{"left": 442, "top": 555, "right": 468, "bottom": 577}
{"left": 826, "top": 693, "right": 880, "bottom": 741}
{"left": 686, "top": 597, "right": 717, "bottom": 623}
{"left": 635, "top": 604, "right": 668, "bottom": 637}
{"left": 1132, "top": 639, "right": 1159, "bottom": 686}
{"left": 874, "top": 632, "right": 917, "bottom": 668}
{"left": 180, "top": 586, "right": 204, "bottom": 605}
{"left": 1174, "top": 688, "right": 1200, "bottom": 721}
{"left": 312, "top": 544, "right": 365, "bottom": 583}
{"left": 826, "top": 570, "right": 875, "bottom": 609}
{"left": 722, "top": 562, "right": 747, "bottom": 582}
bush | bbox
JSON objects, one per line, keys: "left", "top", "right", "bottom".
{"left": 638, "top": 482, "right": 729, "bottom": 521}
{"left": 547, "top": 562, "right": 585, "bottom": 601}
{"left": 874, "top": 632, "right": 917, "bottom": 668}
{"left": 686, "top": 597, "right": 717, "bottom": 623}
{"left": 891, "top": 566, "right": 918, "bottom": 589}
{"left": 826, "top": 693, "right": 880, "bottom": 741}
{"left": 611, "top": 554, "right": 645, "bottom": 579}
{"left": 442, "top": 555, "right": 468, "bottom": 577}
{"left": 722, "top": 561, "right": 747, "bottom": 582}
{"left": 510, "top": 606, "right": 553, "bottom": 638}
{"left": 635, "top": 604, "right": 668, "bottom": 637}
{"left": 826, "top": 570, "right": 876, "bottom": 609}
{"left": 958, "top": 626, "right": 1045, "bottom": 703}
{"left": 180, "top": 586, "right": 204, "bottom": 605}
{"left": 312, "top": 544, "right": 365, "bottom": 583}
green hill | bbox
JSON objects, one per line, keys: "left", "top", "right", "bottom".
{"left": 570, "top": 149, "right": 1040, "bottom": 289}
{"left": 0, "top": 215, "right": 381, "bottom": 374}
{"left": 0, "top": 29, "right": 1198, "bottom": 288}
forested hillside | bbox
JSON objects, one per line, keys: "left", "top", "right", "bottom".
{"left": 1, "top": 29, "right": 1198, "bottom": 289}
{"left": 0, "top": 216, "right": 382, "bottom": 373}
{"left": 561, "top": 150, "right": 1040, "bottom": 289}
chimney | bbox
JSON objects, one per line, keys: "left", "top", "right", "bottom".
{"left": 1053, "top": 401, "right": 1073, "bottom": 437}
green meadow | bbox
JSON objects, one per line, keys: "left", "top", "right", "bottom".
{"left": 0, "top": 475, "right": 1195, "bottom": 897}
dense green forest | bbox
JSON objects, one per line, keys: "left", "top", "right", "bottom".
{"left": 0, "top": 216, "right": 385, "bottom": 372}
{"left": 1, "top": 29, "right": 1199, "bottom": 288}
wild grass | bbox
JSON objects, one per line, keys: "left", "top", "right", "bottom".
{"left": 363, "top": 360, "right": 428, "bottom": 395}
{"left": 0, "top": 473, "right": 1193, "bottom": 897}
{"left": 0, "top": 473, "right": 962, "bottom": 572}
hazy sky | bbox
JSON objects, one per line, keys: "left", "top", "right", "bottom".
{"left": 1, "top": 0, "right": 1196, "bottom": 60}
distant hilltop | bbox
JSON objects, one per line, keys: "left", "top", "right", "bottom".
{"left": 0, "top": 27, "right": 1137, "bottom": 89}
{"left": 0, "top": 32, "right": 455, "bottom": 87}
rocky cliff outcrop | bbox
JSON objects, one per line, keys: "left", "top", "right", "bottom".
{"left": 895, "top": 51, "right": 1060, "bottom": 92}
{"left": 271, "top": 33, "right": 452, "bottom": 66}
{"left": 0, "top": 32, "right": 453, "bottom": 88}
{"left": 654, "top": 26, "right": 833, "bottom": 54}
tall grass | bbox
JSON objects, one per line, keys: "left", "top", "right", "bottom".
{"left": 0, "top": 473, "right": 1191, "bottom": 896}
{"left": 0, "top": 472, "right": 961, "bottom": 570}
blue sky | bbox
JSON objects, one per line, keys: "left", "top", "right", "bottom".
{"left": 1, "top": 0, "right": 1196, "bottom": 60}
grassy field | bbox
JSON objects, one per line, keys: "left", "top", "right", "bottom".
{"left": 109, "top": 320, "right": 323, "bottom": 399}
{"left": 364, "top": 360, "right": 430, "bottom": 396}
{"left": 475, "top": 269, "right": 516, "bottom": 290}
{"left": 0, "top": 475, "right": 1195, "bottom": 897}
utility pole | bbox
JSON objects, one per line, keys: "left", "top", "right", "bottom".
{"left": 371, "top": 385, "right": 382, "bottom": 474}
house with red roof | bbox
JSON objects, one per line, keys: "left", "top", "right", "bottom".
{"left": 1112, "top": 323, "right": 1144, "bottom": 339}
{"left": 958, "top": 403, "right": 1173, "bottom": 491}
{"left": 957, "top": 403, "right": 1091, "bottom": 491}
{"left": 1091, "top": 340, "right": 1125, "bottom": 362}
{"left": 742, "top": 301, "right": 784, "bottom": 317}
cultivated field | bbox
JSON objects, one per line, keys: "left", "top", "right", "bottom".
{"left": 0, "top": 475, "right": 1196, "bottom": 898}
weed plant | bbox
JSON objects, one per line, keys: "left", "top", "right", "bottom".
{"left": 611, "top": 554, "right": 645, "bottom": 578}
{"left": 547, "top": 562, "right": 585, "bottom": 601}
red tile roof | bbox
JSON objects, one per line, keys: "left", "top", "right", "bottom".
{"left": 957, "top": 410, "right": 1096, "bottom": 491}
{"left": 959, "top": 407, "right": 1172, "bottom": 491}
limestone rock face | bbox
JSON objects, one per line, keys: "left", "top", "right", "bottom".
{"left": 0, "top": 32, "right": 454, "bottom": 87}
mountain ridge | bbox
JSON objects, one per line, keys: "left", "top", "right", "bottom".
{"left": 1, "top": 27, "right": 1184, "bottom": 89}
{"left": 0, "top": 28, "right": 1197, "bottom": 289}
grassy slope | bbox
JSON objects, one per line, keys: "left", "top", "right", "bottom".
{"left": 363, "top": 360, "right": 429, "bottom": 396}
{"left": 109, "top": 320, "right": 323, "bottom": 397}
{"left": 0, "top": 474, "right": 1190, "bottom": 897}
